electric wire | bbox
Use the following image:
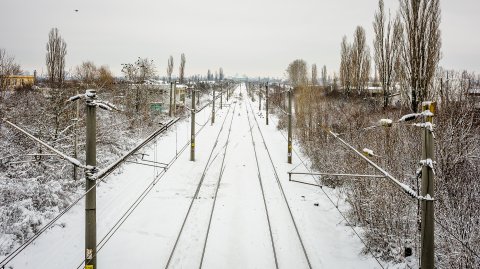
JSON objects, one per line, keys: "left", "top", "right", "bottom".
{"left": 246, "top": 98, "right": 313, "bottom": 269}
{"left": 243, "top": 104, "right": 279, "bottom": 269}
{"left": 400, "top": 190, "right": 480, "bottom": 264}
{"left": 268, "top": 114, "right": 386, "bottom": 268}
{"left": 75, "top": 109, "right": 213, "bottom": 269}
{"left": 164, "top": 103, "right": 236, "bottom": 269}
{"left": 272, "top": 106, "right": 480, "bottom": 265}
{"left": 199, "top": 99, "right": 237, "bottom": 269}
{"left": 434, "top": 217, "right": 480, "bottom": 260}
{"left": 195, "top": 92, "right": 223, "bottom": 114}
{"left": 0, "top": 119, "right": 179, "bottom": 268}
{"left": 1, "top": 87, "right": 212, "bottom": 267}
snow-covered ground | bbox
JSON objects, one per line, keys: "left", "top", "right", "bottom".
{"left": 3, "top": 84, "right": 382, "bottom": 268}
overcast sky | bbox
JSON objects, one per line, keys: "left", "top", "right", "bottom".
{"left": 1, "top": 0, "right": 479, "bottom": 78}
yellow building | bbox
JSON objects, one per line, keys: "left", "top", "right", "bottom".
{"left": 1, "top": 75, "right": 36, "bottom": 89}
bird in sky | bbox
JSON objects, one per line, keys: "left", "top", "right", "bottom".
{"left": 74, "top": 9, "right": 79, "bottom": 12}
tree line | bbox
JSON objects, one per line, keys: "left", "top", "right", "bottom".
{"left": 279, "top": 0, "right": 479, "bottom": 267}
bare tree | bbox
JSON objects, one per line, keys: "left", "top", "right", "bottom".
{"left": 45, "top": 28, "right": 67, "bottom": 88}
{"left": 0, "top": 48, "right": 22, "bottom": 92}
{"left": 287, "top": 59, "right": 308, "bottom": 88}
{"left": 122, "top": 58, "right": 155, "bottom": 83}
{"left": 121, "top": 57, "right": 156, "bottom": 113}
{"left": 399, "top": 0, "right": 441, "bottom": 112}
{"left": 311, "top": 64, "right": 318, "bottom": 86}
{"left": 0, "top": 49, "right": 21, "bottom": 76}
{"left": 179, "top": 53, "right": 186, "bottom": 83}
{"left": 137, "top": 57, "right": 156, "bottom": 82}
{"left": 74, "top": 61, "right": 97, "bottom": 86}
{"left": 340, "top": 36, "right": 353, "bottom": 95}
{"left": 167, "top": 55, "right": 174, "bottom": 82}
{"left": 373, "top": 0, "right": 403, "bottom": 108}
{"left": 96, "top": 65, "right": 115, "bottom": 89}
{"left": 321, "top": 65, "right": 327, "bottom": 87}
{"left": 351, "top": 26, "right": 371, "bottom": 94}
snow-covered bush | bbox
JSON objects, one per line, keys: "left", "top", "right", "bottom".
{"left": 273, "top": 83, "right": 480, "bottom": 268}
{"left": 0, "top": 84, "right": 168, "bottom": 255}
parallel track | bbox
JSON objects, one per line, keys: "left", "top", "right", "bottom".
{"left": 245, "top": 93, "right": 313, "bottom": 269}
{"left": 164, "top": 101, "right": 237, "bottom": 269}
{"left": 74, "top": 115, "right": 213, "bottom": 269}
{"left": 245, "top": 103, "right": 280, "bottom": 269}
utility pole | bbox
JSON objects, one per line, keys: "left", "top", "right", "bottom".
{"left": 85, "top": 89, "right": 97, "bottom": 269}
{"left": 251, "top": 83, "right": 255, "bottom": 102}
{"left": 266, "top": 83, "right": 269, "bottom": 125}
{"left": 259, "top": 83, "right": 262, "bottom": 110}
{"left": 73, "top": 90, "right": 79, "bottom": 181}
{"left": 212, "top": 86, "right": 215, "bottom": 125}
{"left": 197, "top": 88, "right": 200, "bottom": 106}
{"left": 169, "top": 82, "right": 173, "bottom": 117}
{"left": 421, "top": 101, "right": 435, "bottom": 269}
{"left": 191, "top": 88, "right": 195, "bottom": 161}
{"left": 288, "top": 88, "right": 292, "bottom": 164}
{"left": 220, "top": 87, "right": 223, "bottom": 109}
{"left": 173, "top": 81, "right": 177, "bottom": 116}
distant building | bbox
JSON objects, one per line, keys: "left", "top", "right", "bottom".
{"left": 175, "top": 85, "right": 187, "bottom": 104}
{"left": 1, "top": 73, "right": 36, "bottom": 89}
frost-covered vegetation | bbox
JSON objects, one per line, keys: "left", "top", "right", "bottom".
{"left": 267, "top": 72, "right": 480, "bottom": 267}
{"left": 0, "top": 83, "right": 172, "bottom": 255}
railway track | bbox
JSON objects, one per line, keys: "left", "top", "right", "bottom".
{"left": 164, "top": 99, "right": 237, "bottom": 269}
{"left": 73, "top": 107, "right": 216, "bottom": 269}
{"left": 245, "top": 92, "right": 313, "bottom": 269}
{"left": 165, "top": 84, "right": 313, "bottom": 268}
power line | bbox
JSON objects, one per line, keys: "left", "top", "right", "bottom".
{"left": 75, "top": 108, "right": 214, "bottom": 269}
{"left": 247, "top": 100, "right": 313, "bottom": 269}
{"left": 165, "top": 103, "right": 236, "bottom": 269}
{"left": 273, "top": 105, "right": 480, "bottom": 266}
{"left": 401, "top": 196, "right": 480, "bottom": 263}
{"left": 0, "top": 119, "right": 180, "bottom": 268}
{"left": 325, "top": 129, "right": 423, "bottom": 200}
{"left": 241, "top": 102, "right": 279, "bottom": 269}
{"left": 1, "top": 86, "right": 216, "bottom": 267}
{"left": 267, "top": 114, "right": 385, "bottom": 269}
{"left": 2, "top": 119, "right": 86, "bottom": 169}
{"left": 435, "top": 215, "right": 480, "bottom": 259}
{"left": 199, "top": 100, "right": 238, "bottom": 268}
